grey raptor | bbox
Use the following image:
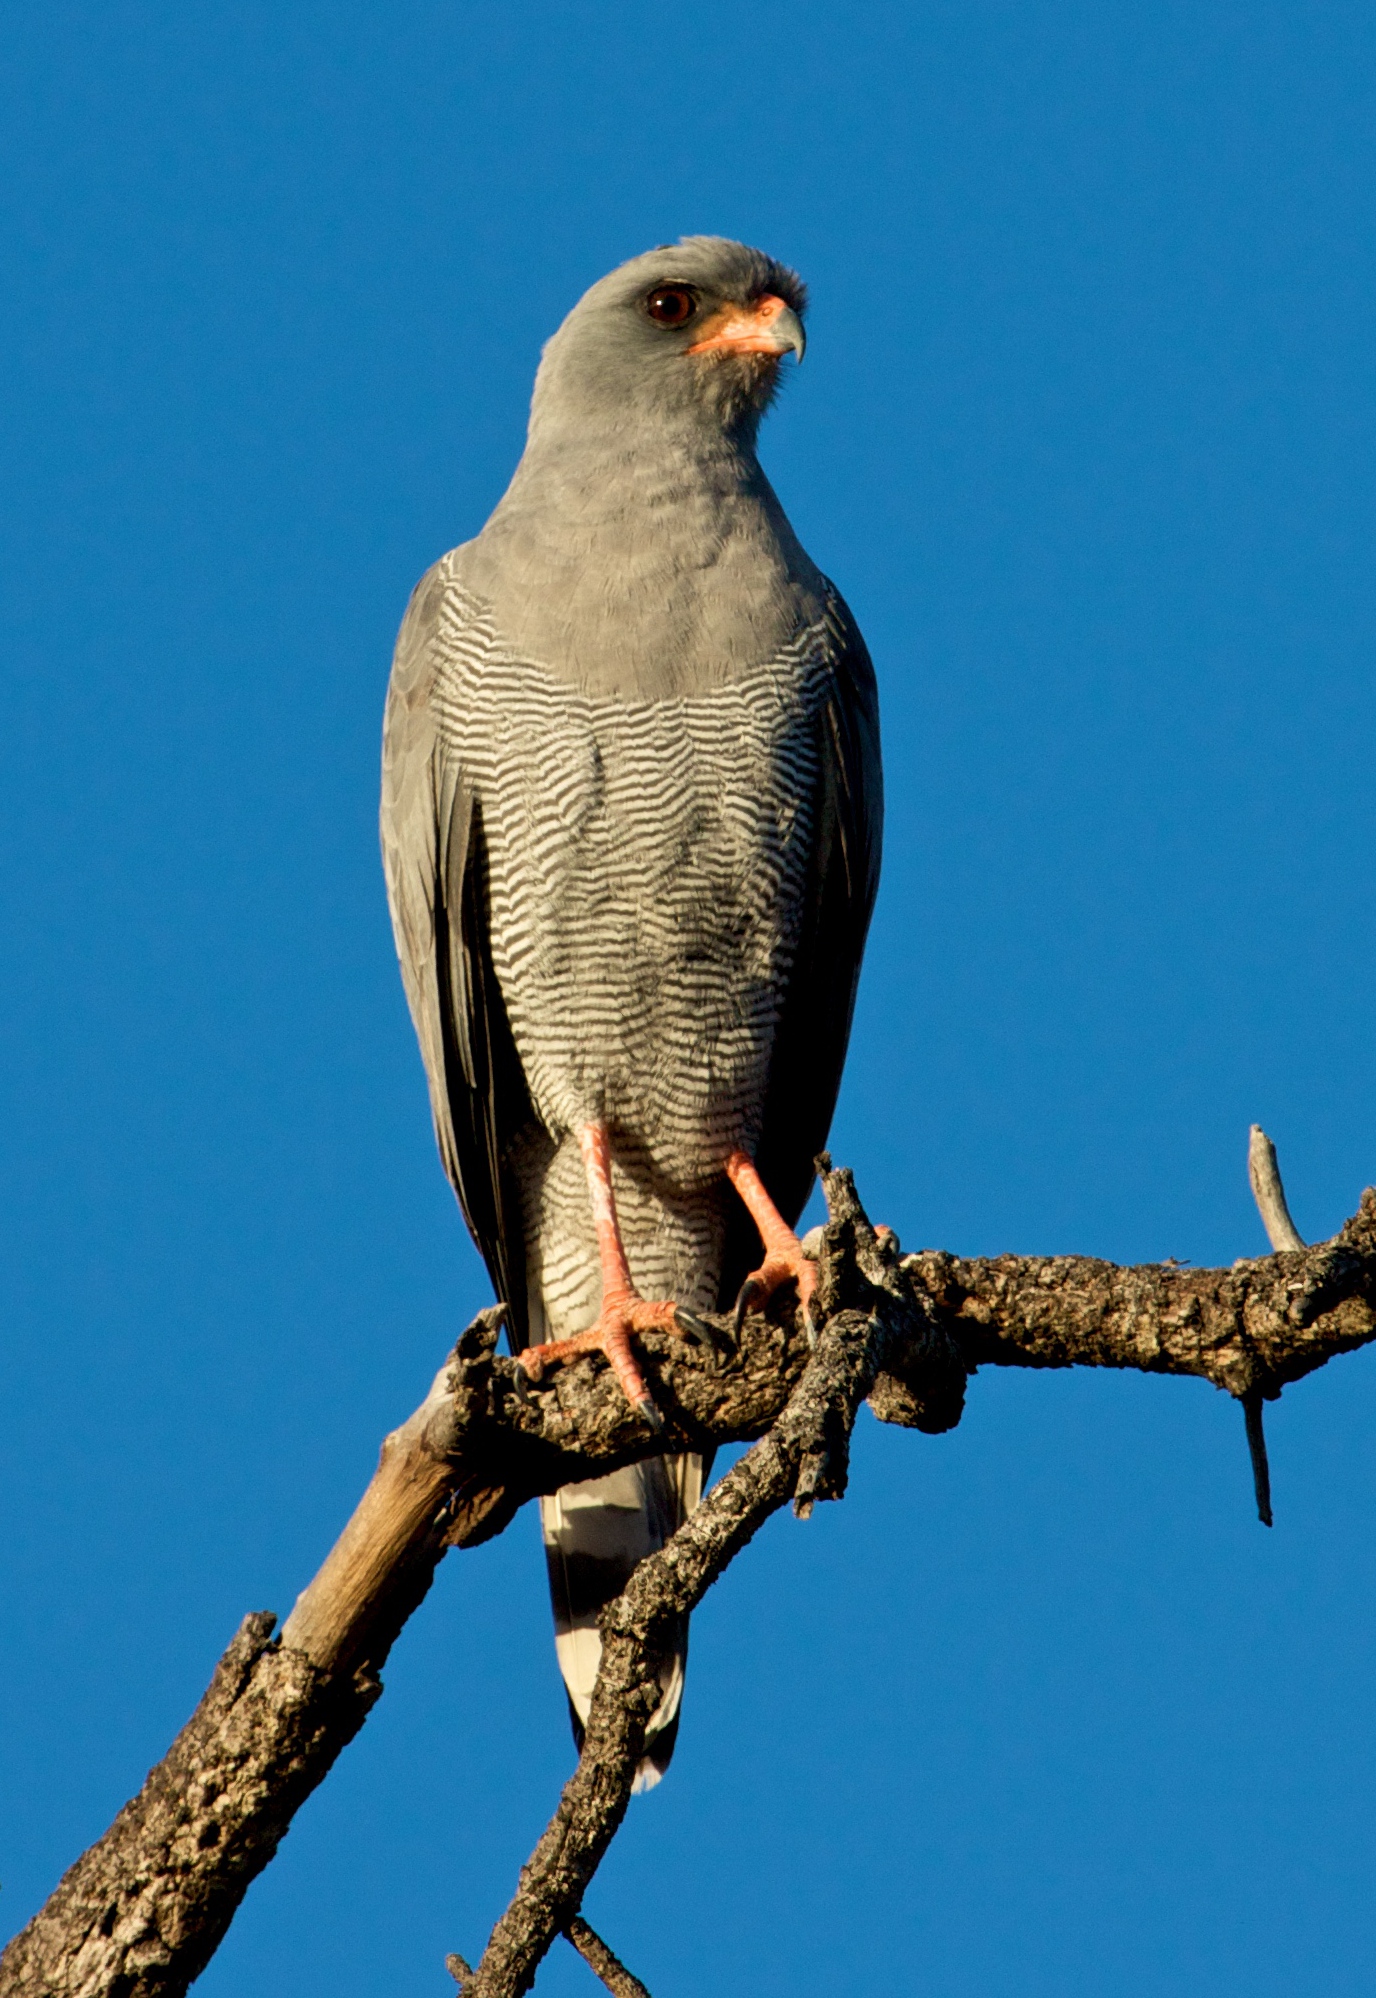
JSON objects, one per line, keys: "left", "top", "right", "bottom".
{"left": 381, "top": 237, "right": 882, "bottom": 1786}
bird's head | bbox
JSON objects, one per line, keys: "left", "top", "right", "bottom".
{"left": 529, "top": 237, "right": 808, "bottom": 448}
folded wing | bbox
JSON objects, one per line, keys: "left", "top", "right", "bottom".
{"left": 380, "top": 562, "right": 533, "bottom": 1339}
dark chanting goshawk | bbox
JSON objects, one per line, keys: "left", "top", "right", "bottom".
{"left": 381, "top": 238, "right": 882, "bottom": 1786}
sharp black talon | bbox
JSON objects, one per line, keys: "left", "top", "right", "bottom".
{"left": 679, "top": 1307, "right": 734, "bottom": 1356}
{"left": 733, "top": 1277, "right": 760, "bottom": 1340}
{"left": 512, "top": 1364, "right": 531, "bottom": 1405}
{"left": 803, "top": 1304, "right": 819, "bottom": 1350}
{"left": 679, "top": 1307, "right": 735, "bottom": 1357}
{"left": 635, "top": 1395, "right": 664, "bottom": 1432}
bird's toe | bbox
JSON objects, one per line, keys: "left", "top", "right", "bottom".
{"left": 735, "top": 1244, "right": 818, "bottom": 1335}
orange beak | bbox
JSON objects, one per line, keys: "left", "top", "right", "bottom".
{"left": 686, "top": 293, "right": 806, "bottom": 362}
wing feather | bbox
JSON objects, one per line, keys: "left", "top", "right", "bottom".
{"left": 380, "top": 564, "right": 532, "bottom": 1338}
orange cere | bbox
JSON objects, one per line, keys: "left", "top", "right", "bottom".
{"left": 687, "top": 293, "right": 797, "bottom": 356}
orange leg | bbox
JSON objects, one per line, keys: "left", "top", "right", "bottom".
{"left": 516, "top": 1124, "right": 678, "bottom": 1423}
{"left": 724, "top": 1150, "right": 818, "bottom": 1336}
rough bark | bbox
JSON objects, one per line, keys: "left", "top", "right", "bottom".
{"left": 451, "top": 1921, "right": 651, "bottom": 1998}
{"left": 0, "top": 1617, "right": 378, "bottom": 1998}
{"left": 7, "top": 1167, "right": 1376, "bottom": 1998}
{"left": 562, "top": 1919, "right": 653, "bottom": 1998}
{"left": 912, "top": 1186, "right": 1376, "bottom": 1402}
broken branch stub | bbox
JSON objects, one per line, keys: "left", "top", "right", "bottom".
{"left": 1248, "top": 1125, "right": 1307, "bottom": 1255}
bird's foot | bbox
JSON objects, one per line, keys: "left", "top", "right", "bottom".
{"left": 516, "top": 1294, "right": 678, "bottom": 1428}
{"left": 733, "top": 1238, "right": 819, "bottom": 1342}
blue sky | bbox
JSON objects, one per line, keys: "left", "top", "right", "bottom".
{"left": 3, "top": 2, "right": 1376, "bottom": 1992}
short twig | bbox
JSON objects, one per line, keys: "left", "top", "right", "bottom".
{"left": 1248, "top": 1125, "right": 1306, "bottom": 1254}
{"left": 1241, "top": 1388, "right": 1274, "bottom": 1528}
{"left": 564, "top": 1916, "right": 653, "bottom": 1998}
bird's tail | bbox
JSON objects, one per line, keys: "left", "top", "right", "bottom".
{"left": 539, "top": 1451, "right": 704, "bottom": 1791}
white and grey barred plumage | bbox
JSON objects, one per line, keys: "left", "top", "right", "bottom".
{"left": 381, "top": 238, "right": 881, "bottom": 1785}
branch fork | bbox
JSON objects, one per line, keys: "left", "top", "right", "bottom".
{"left": 456, "top": 1164, "right": 906, "bottom": 1997}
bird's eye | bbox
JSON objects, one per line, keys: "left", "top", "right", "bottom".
{"left": 645, "top": 285, "right": 698, "bottom": 327}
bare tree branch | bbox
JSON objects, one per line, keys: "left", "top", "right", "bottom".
{"left": 562, "top": 1919, "right": 654, "bottom": 1998}
{"left": 908, "top": 1189, "right": 1375, "bottom": 1400}
{"left": 6, "top": 1164, "right": 1375, "bottom": 1998}
{"left": 452, "top": 1922, "right": 653, "bottom": 1998}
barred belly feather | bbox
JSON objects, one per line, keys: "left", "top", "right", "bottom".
{"left": 431, "top": 569, "right": 829, "bottom": 1342}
